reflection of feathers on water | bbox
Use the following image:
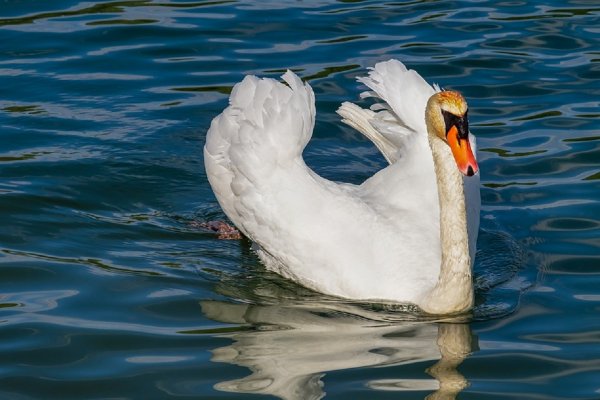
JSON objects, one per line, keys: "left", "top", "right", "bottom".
{"left": 202, "top": 300, "right": 474, "bottom": 400}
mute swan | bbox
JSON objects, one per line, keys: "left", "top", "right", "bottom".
{"left": 204, "top": 59, "right": 480, "bottom": 315}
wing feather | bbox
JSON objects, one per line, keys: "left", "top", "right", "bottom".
{"left": 339, "top": 60, "right": 440, "bottom": 163}
{"left": 204, "top": 72, "right": 316, "bottom": 237}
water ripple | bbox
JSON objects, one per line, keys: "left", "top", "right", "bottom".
{"left": 1, "top": 0, "right": 599, "bottom": 398}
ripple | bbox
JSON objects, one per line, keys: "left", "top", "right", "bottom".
{"left": 0, "top": 290, "right": 78, "bottom": 314}
{"left": 0, "top": 0, "right": 599, "bottom": 398}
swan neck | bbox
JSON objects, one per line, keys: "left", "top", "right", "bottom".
{"left": 422, "top": 133, "right": 473, "bottom": 315}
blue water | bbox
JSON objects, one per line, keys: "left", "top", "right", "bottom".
{"left": 1, "top": 1, "right": 599, "bottom": 399}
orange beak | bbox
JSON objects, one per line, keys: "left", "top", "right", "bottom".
{"left": 447, "top": 125, "right": 478, "bottom": 177}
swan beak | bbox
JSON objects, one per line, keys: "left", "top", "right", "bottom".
{"left": 447, "top": 125, "right": 478, "bottom": 177}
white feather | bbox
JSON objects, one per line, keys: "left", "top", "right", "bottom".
{"left": 204, "top": 60, "right": 480, "bottom": 308}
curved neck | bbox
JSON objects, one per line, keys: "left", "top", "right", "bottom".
{"left": 421, "top": 135, "right": 473, "bottom": 315}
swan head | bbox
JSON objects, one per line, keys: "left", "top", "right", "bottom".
{"left": 426, "top": 91, "right": 479, "bottom": 177}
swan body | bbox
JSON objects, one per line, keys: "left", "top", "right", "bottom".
{"left": 204, "top": 60, "right": 480, "bottom": 314}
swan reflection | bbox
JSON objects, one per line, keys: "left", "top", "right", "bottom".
{"left": 202, "top": 301, "right": 475, "bottom": 400}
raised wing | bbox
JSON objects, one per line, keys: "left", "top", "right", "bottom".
{"left": 204, "top": 71, "right": 315, "bottom": 237}
{"left": 338, "top": 59, "right": 439, "bottom": 163}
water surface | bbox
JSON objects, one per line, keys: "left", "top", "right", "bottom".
{"left": 1, "top": 1, "right": 599, "bottom": 399}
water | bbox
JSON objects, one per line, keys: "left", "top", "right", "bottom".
{"left": 0, "top": 1, "right": 598, "bottom": 398}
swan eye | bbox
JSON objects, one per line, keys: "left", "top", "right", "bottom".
{"left": 442, "top": 109, "right": 469, "bottom": 140}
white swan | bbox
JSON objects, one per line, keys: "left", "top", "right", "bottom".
{"left": 204, "top": 59, "right": 480, "bottom": 314}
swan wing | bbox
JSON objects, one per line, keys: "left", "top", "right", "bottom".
{"left": 351, "top": 59, "right": 439, "bottom": 162}
{"left": 204, "top": 71, "right": 314, "bottom": 238}
{"left": 337, "top": 102, "right": 398, "bottom": 164}
{"left": 204, "top": 72, "right": 367, "bottom": 293}
{"left": 340, "top": 59, "right": 480, "bottom": 264}
{"left": 205, "top": 71, "right": 438, "bottom": 303}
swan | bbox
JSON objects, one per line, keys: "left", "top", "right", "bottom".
{"left": 204, "top": 59, "right": 480, "bottom": 315}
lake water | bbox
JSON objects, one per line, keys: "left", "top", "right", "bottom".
{"left": 1, "top": 1, "right": 599, "bottom": 399}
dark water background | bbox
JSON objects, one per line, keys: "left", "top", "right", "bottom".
{"left": 1, "top": 1, "right": 599, "bottom": 399}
